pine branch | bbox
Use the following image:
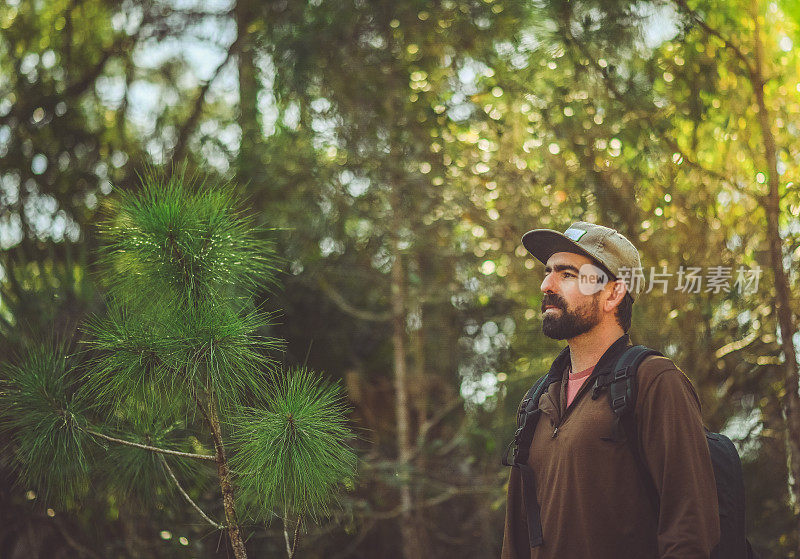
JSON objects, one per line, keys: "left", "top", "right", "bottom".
{"left": 369, "top": 485, "right": 494, "bottom": 519}
{"left": 317, "top": 277, "right": 394, "bottom": 322}
{"left": 85, "top": 428, "right": 216, "bottom": 461}
{"left": 230, "top": 367, "right": 357, "bottom": 520}
{"left": 171, "top": 34, "right": 240, "bottom": 163}
{"left": 412, "top": 397, "right": 463, "bottom": 458}
{"left": 283, "top": 515, "right": 303, "bottom": 559}
{"left": 159, "top": 454, "right": 224, "bottom": 530}
{"left": 672, "top": 0, "right": 756, "bottom": 79}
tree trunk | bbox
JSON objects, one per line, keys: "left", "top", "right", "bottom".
{"left": 235, "top": 0, "right": 260, "bottom": 181}
{"left": 207, "top": 393, "right": 248, "bottom": 559}
{"left": 390, "top": 232, "right": 423, "bottom": 559}
{"left": 410, "top": 288, "right": 430, "bottom": 553}
{"left": 751, "top": 7, "right": 800, "bottom": 540}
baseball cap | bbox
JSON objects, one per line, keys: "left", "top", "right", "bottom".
{"left": 521, "top": 221, "right": 643, "bottom": 301}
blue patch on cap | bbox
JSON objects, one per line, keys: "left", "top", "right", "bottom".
{"left": 564, "top": 227, "right": 587, "bottom": 241}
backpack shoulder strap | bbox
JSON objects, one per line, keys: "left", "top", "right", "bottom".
{"left": 501, "top": 373, "right": 554, "bottom": 548}
{"left": 603, "top": 345, "right": 663, "bottom": 511}
{"left": 606, "top": 345, "right": 662, "bottom": 424}
{"left": 501, "top": 374, "right": 550, "bottom": 467}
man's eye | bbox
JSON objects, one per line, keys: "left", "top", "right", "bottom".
{"left": 563, "top": 273, "right": 576, "bottom": 278}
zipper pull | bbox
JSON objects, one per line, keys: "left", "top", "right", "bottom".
{"left": 551, "top": 426, "right": 559, "bottom": 439}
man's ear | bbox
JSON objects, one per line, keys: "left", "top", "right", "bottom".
{"left": 604, "top": 280, "right": 627, "bottom": 311}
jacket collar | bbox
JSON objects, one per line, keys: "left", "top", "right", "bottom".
{"left": 542, "top": 333, "right": 632, "bottom": 387}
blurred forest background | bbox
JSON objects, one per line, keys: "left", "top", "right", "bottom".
{"left": 1, "top": 0, "right": 799, "bottom": 557}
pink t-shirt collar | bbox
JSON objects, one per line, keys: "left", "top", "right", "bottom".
{"left": 566, "top": 364, "right": 595, "bottom": 407}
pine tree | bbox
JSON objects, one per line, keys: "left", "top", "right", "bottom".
{"left": 0, "top": 170, "right": 357, "bottom": 558}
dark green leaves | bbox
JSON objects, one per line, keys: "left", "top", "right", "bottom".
{"left": 230, "top": 367, "right": 357, "bottom": 520}
{"left": 80, "top": 303, "right": 181, "bottom": 414}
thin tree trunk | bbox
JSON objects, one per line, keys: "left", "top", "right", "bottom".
{"left": 410, "top": 284, "right": 429, "bottom": 431}
{"left": 236, "top": 0, "right": 260, "bottom": 181}
{"left": 207, "top": 393, "right": 248, "bottom": 559}
{"left": 751, "top": 8, "right": 800, "bottom": 537}
{"left": 283, "top": 515, "right": 302, "bottom": 559}
{"left": 410, "top": 291, "right": 430, "bottom": 553}
{"left": 382, "top": 3, "right": 424, "bottom": 543}
{"left": 390, "top": 232, "right": 423, "bottom": 559}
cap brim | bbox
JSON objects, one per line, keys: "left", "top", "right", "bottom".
{"left": 522, "top": 229, "right": 595, "bottom": 265}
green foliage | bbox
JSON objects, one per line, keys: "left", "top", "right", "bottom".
{"left": 0, "top": 343, "right": 90, "bottom": 505}
{"left": 98, "top": 168, "right": 280, "bottom": 308}
{"left": 230, "top": 367, "right": 357, "bottom": 521}
{"left": 81, "top": 296, "right": 284, "bottom": 415}
{"left": 78, "top": 171, "right": 356, "bottom": 539}
{"left": 76, "top": 168, "right": 289, "bottom": 418}
{"left": 173, "top": 302, "right": 283, "bottom": 412}
{"left": 79, "top": 303, "right": 182, "bottom": 414}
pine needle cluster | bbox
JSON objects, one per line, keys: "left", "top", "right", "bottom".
{"left": 230, "top": 367, "right": 357, "bottom": 521}
{"left": 0, "top": 343, "right": 90, "bottom": 505}
{"left": 97, "top": 168, "right": 279, "bottom": 308}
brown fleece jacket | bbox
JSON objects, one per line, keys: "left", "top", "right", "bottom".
{"left": 501, "top": 338, "right": 720, "bottom": 559}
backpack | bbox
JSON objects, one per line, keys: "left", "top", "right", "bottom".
{"left": 502, "top": 344, "right": 758, "bottom": 558}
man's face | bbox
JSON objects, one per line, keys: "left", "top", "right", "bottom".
{"left": 539, "top": 252, "right": 603, "bottom": 340}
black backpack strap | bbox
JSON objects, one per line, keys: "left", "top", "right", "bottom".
{"left": 501, "top": 375, "right": 548, "bottom": 467}
{"left": 501, "top": 373, "right": 552, "bottom": 548}
{"left": 599, "top": 345, "right": 663, "bottom": 512}
{"left": 519, "top": 463, "right": 543, "bottom": 547}
{"left": 591, "top": 345, "right": 661, "bottom": 436}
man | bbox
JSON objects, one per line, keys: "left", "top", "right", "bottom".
{"left": 501, "top": 221, "right": 720, "bottom": 559}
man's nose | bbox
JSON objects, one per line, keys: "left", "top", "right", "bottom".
{"left": 540, "top": 272, "right": 555, "bottom": 294}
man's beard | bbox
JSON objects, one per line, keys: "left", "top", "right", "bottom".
{"left": 541, "top": 294, "right": 601, "bottom": 340}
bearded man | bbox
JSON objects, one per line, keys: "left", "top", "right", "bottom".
{"left": 501, "top": 221, "right": 720, "bottom": 559}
